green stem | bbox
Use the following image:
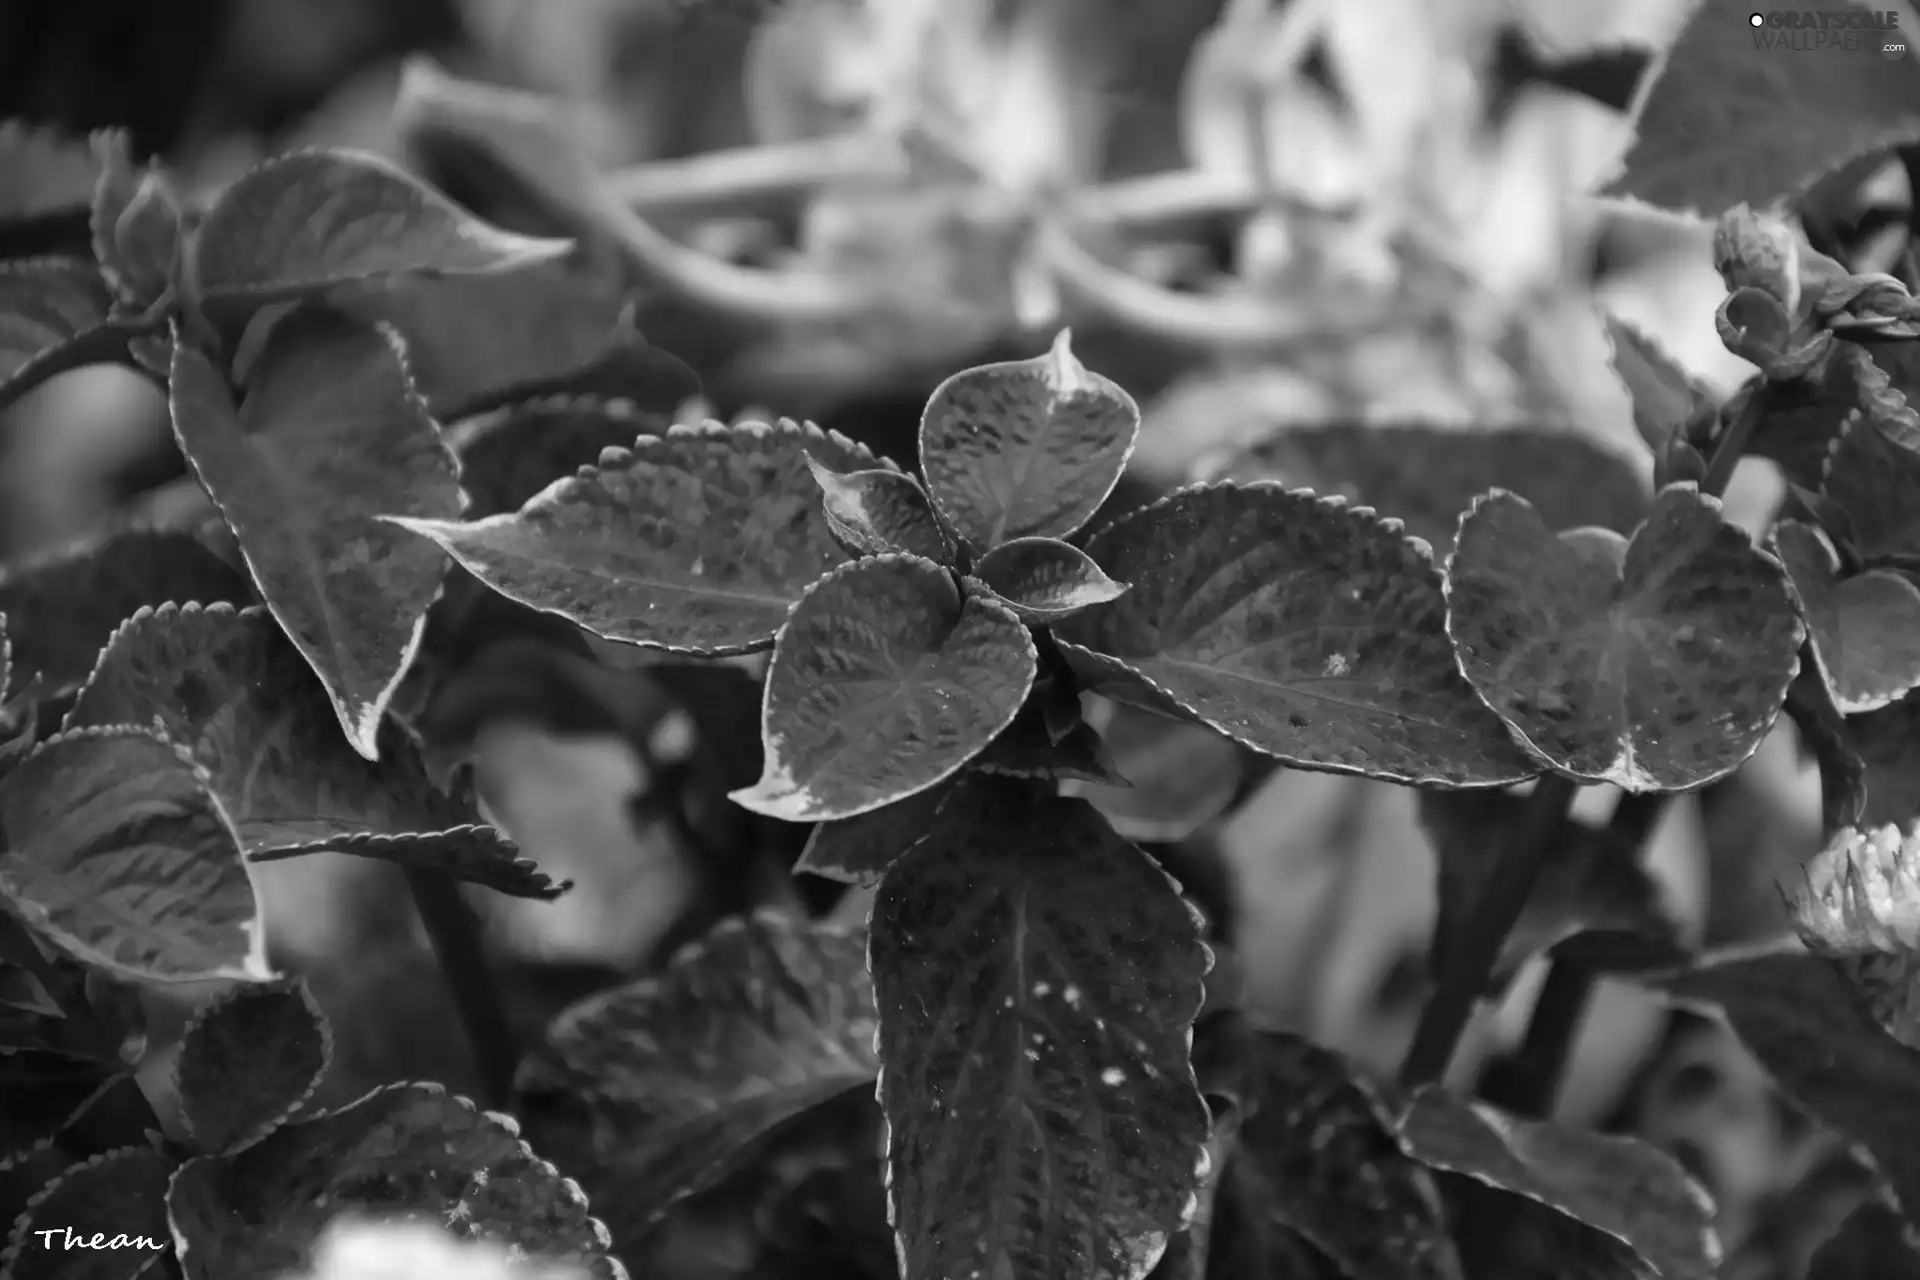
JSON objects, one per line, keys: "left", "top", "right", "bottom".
{"left": 404, "top": 869, "right": 518, "bottom": 1109}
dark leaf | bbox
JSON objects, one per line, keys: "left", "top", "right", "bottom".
{"left": 1439, "top": 1173, "right": 1648, "bottom": 1280}
{"left": 172, "top": 981, "right": 329, "bottom": 1156}
{"left": 0, "top": 725, "right": 263, "bottom": 983}
{"left": 1396, "top": 1088, "right": 1718, "bottom": 1280}
{"left": 447, "top": 396, "right": 668, "bottom": 519}
{"left": 88, "top": 134, "right": 180, "bottom": 311}
{"left": 1774, "top": 519, "right": 1920, "bottom": 713}
{"left": 1782, "top": 655, "right": 1868, "bottom": 834}
{"left": 1849, "top": 689, "right": 1920, "bottom": 827}
{"left": 1809, "top": 1196, "right": 1920, "bottom": 1279}
{"left": 1054, "top": 482, "right": 1537, "bottom": 787}
{"left": 248, "top": 827, "right": 564, "bottom": 900}
{"left": 192, "top": 149, "right": 571, "bottom": 311}
{"left": 1061, "top": 700, "right": 1243, "bottom": 842}
{"left": 795, "top": 782, "right": 955, "bottom": 886}
{"left": 0, "top": 1053, "right": 141, "bottom": 1172}
{"left": 516, "top": 911, "right": 877, "bottom": 1247}
{"left": 1207, "top": 423, "right": 1651, "bottom": 559}
{"left": 920, "top": 330, "right": 1140, "bottom": 550}
{"left": 391, "top": 419, "right": 872, "bottom": 655}
{"left": 806, "top": 457, "right": 953, "bottom": 562}
{"left": 1821, "top": 403, "right": 1920, "bottom": 565}
{"left": 171, "top": 312, "right": 460, "bottom": 759}
{"left": 731, "top": 556, "right": 1036, "bottom": 823}
{"left": 870, "top": 775, "right": 1211, "bottom": 1280}
{"left": 1605, "top": 316, "right": 1719, "bottom": 455}
{"left": 1748, "top": 343, "right": 1912, "bottom": 494}
{"left": 2, "top": 1145, "right": 174, "bottom": 1279}
{"left": 1602, "top": 0, "right": 1920, "bottom": 216}
{"left": 1447, "top": 485, "right": 1803, "bottom": 790}
{"left": 165, "top": 1081, "right": 621, "bottom": 1280}
{"left": 0, "top": 257, "right": 147, "bottom": 413}
{"left": 974, "top": 536, "right": 1128, "bottom": 624}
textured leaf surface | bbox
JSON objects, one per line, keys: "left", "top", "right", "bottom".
{"left": 1061, "top": 700, "right": 1243, "bottom": 843}
{"left": 1209, "top": 424, "right": 1650, "bottom": 559}
{"left": 516, "top": 912, "right": 877, "bottom": 1245}
{"left": 1232, "top": 1032, "right": 1461, "bottom": 1280}
{"left": 1397, "top": 1088, "right": 1717, "bottom": 1280}
{"left": 0, "top": 1052, "right": 143, "bottom": 1173}
{"left": 732, "top": 556, "right": 1035, "bottom": 822}
{"left": 392, "top": 420, "right": 870, "bottom": 655}
{"left": 795, "top": 783, "right": 954, "bottom": 886}
{"left": 1054, "top": 483, "right": 1536, "bottom": 787}
{"left": 0, "top": 256, "right": 135, "bottom": 412}
{"left": 170, "top": 309, "right": 463, "bottom": 759}
{"left": 89, "top": 134, "right": 180, "bottom": 310}
{"left": 247, "top": 827, "right": 561, "bottom": 898}
{"left": 870, "top": 776, "right": 1211, "bottom": 1280}
{"left": 447, "top": 396, "right": 667, "bottom": 519}
{"left": 1774, "top": 520, "right": 1920, "bottom": 713}
{"left": 173, "top": 981, "right": 329, "bottom": 1156}
{"left": 0, "top": 525, "right": 249, "bottom": 704}
{"left": 1603, "top": 0, "right": 1920, "bottom": 216}
{"left": 1447, "top": 485, "right": 1802, "bottom": 790}
{"left": 920, "top": 330, "right": 1139, "bottom": 549}
{"left": 975, "top": 537, "right": 1129, "bottom": 624}
{"left": 0, "top": 726, "right": 262, "bottom": 983}
{"left": 1821, "top": 404, "right": 1920, "bottom": 565}
{"left": 165, "top": 1082, "right": 621, "bottom": 1280}
{"left": 193, "top": 149, "right": 570, "bottom": 308}
{"left": 2, "top": 1145, "right": 173, "bottom": 1279}
{"left": 808, "top": 458, "right": 953, "bottom": 562}
{"left": 1605, "top": 317, "right": 1717, "bottom": 455}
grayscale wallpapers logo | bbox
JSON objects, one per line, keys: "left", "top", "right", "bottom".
{"left": 1749, "top": 9, "right": 1905, "bottom": 56}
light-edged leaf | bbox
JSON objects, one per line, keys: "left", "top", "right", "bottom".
{"left": 1053, "top": 482, "right": 1537, "bottom": 788}
{"left": 919, "top": 329, "right": 1140, "bottom": 550}
{"left": 390, "top": 419, "right": 873, "bottom": 655}
{"left": 165, "top": 1081, "right": 623, "bottom": 1280}
{"left": 1604, "top": 317, "right": 1719, "bottom": 455}
{"left": 1396, "top": 1088, "right": 1719, "bottom": 1280}
{"left": 89, "top": 133, "right": 181, "bottom": 311}
{"left": 516, "top": 911, "right": 877, "bottom": 1247}
{"left": 1602, "top": 0, "right": 1920, "bottom": 216}
{"left": 730, "top": 555, "right": 1036, "bottom": 823}
{"left": 973, "top": 536, "right": 1128, "bottom": 624}
{"left": 1, "top": 1053, "right": 146, "bottom": 1173}
{"left": 0, "top": 725, "right": 265, "bottom": 984}
{"left": 1821, "top": 404, "right": 1920, "bottom": 565}
{"left": 1745, "top": 342, "right": 1911, "bottom": 494}
{"left": 247, "top": 827, "right": 563, "bottom": 899}
{"left": 169, "top": 308, "right": 464, "bottom": 760}
{"left": 806, "top": 456, "right": 953, "bottom": 562}
{"left": 192, "top": 149, "right": 571, "bottom": 311}
{"left": 1205, "top": 424, "right": 1651, "bottom": 559}
{"left": 795, "top": 783, "right": 956, "bottom": 886}
{"left": 1061, "top": 699, "right": 1243, "bottom": 843}
{"left": 870, "top": 774, "right": 1211, "bottom": 1280}
{"left": 172, "top": 980, "right": 329, "bottom": 1156}
{"left": 0, "top": 256, "right": 148, "bottom": 413}
{"left": 1774, "top": 519, "right": 1920, "bottom": 713}
{"left": 447, "top": 396, "right": 668, "bottom": 519}
{"left": 1447, "top": 484, "right": 1803, "bottom": 790}
{"left": 1, "top": 1145, "right": 174, "bottom": 1279}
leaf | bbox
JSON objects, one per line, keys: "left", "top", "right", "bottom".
{"left": 974, "top": 688, "right": 1127, "bottom": 786}
{"left": 447, "top": 396, "right": 668, "bottom": 519}
{"left": 1774, "top": 519, "right": 1920, "bottom": 713}
{"left": 89, "top": 134, "right": 181, "bottom": 311}
{"left": 516, "top": 911, "right": 878, "bottom": 1247}
{"left": 172, "top": 980, "right": 329, "bottom": 1156}
{"left": 64, "top": 603, "right": 545, "bottom": 898}
{"left": 191, "top": 149, "right": 571, "bottom": 312}
{"left": 165, "top": 1081, "right": 622, "bottom": 1280}
{"left": 1603, "top": 317, "right": 1719, "bottom": 455}
{"left": 0, "top": 525, "right": 250, "bottom": 704}
{"left": 1207, "top": 423, "right": 1652, "bottom": 559}
{"left": 974, "top": 536, "right": 1129, "bottom": 624}
{"left": 0, "top": 725, "right": 264, "bottom": 984}
{"left": 1061, "top": 700, "right": 1244, "bottom": 843}
{"left": 1230, "top": 1031, "right": 1462, "bottom": 1280}
{"left": 870, "top": 775, "right": 1211, "bottom": 1280}
{"left": 390, "top": 420, "right": 873, "bottom": 655}
{"left": 2, "top": 1145, "right": 174, "bottom": 1279}
{"left": 795, "top": 783, "right": 955, "bottom": 886}
{"left": 1849, "top": 689, "right": 1920, "bottom": 827}
{"left": 919, "top": 329, "right": 1140, "bottom": 550}
{"left": 1783, "top": 655, "right": 1869, "bottom": 835}
{"left": 730, "top": 556, "right": 1036, "bottom": 823}
{"left": 1821, "top": 404, "right": 1920, "bottom": 565}
{"left": 1601, "top": 0, "right": 1920, "bottom": 216}
{"left": 0, "top": 257, "right": 145, "bottom": 413}
{"left": 1396, "top": 1088, "right": 1718, "bottom": 1280}
{"left": 806, "top": 457, "right": 954, "bottom": 562}
{"left": 1809, "top": 1197, "right": 1920, "bottom": 1279}
{"left": 0, "top": 1053, "right": 144, "bottom": 1172}
{"left": 1447, "top": 485, "right": 1803, "bottom": 790}
{"left": 169, "top": 308, "right": 464, "bottom": 759}
{"left": 1438, "top": 1174, "right": 1648, "bottom": 1280}
{"left": 1052, "top": 482, "right": 1537, "bottom": 788}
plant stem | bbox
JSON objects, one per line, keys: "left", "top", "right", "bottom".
{"left": 404, "top": 868, "right": 518, "bottom": 1109}
{"left": 1398, "top": 774, "right": 1577, "bottom": 1090}
{"left": 1700, "top": 382, "right": 1765, "bottom": 498}
{"left": 606, "top": 133, "right": 902, "bottom": 216}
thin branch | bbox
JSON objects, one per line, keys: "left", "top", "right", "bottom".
{"left": 404, "top": 869, "right": 519, "bottom": 1109}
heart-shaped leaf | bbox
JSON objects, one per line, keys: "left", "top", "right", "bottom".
{"left": 447, "top": 396, "right": 668, "bottom": 519}
{"left": 89, "top": 133, "right": 181, "bottom": 311}
{"left": 391, "top": 420, "right": 875, "bottom": 656}
{"left": 1053, "top": 482, "right": 1537, "bottom": 787}
{"left": 1821, "top": 405, "right": 1920, "bottom": 565}
{"left": 516, "top": 911, "right": 878, "bottom": 1248}
{"left": 795, "top": 782, "right": 956, "bottom": 886}
{"left": 192, "top": 149, "right": 571, "bottom": 312}
{"left": 2, "top": 1145, "right": 174, "bottom": 1279}
{"left": 731, "top": 556, "right": 1036, "bottom": 823}
{"left": 974, "top": 536, "right": 1128, "bottom": 624}
{"left": 1447, "top": 484, "right": 1803, "bottom": 790}
{"left": 1601, "top": 0, "right": 1920, "bottom": 216}
{"left": 919, "top": 330, "right": 1139, "bottom": 550}
{"left": 1605, "top": 317, "right": 1719, "bottom": 455}
{"left": 172, "top": 981, "right": 330, "bottom": 1157}
{"left": 1207, "top": 424, "right": 1651, "bottom": 560}
{"left": 871, "top": 774, "right": 1211, "bottom": 1280}
{"left": 1396, "top": 1089, "right": 1718, "bottom": 1280}
{"left": 0, "top": 256, "right": 149, "bottom": 413}
{"left": 170, "top": 308, "right": 464, "bottom": 759}
{"left": 806, "top": 456, "right": 954, "bottom": 562}
{"left": 1774, "top": 519, "right": 1920, "bottom": 713}
{"left": 0, "top": 725, "right": 265, "bottom": 983}
{"left": 165, "top": 1081, "right": 622, "bottom": 1280}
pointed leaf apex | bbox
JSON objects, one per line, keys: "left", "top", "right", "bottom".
{"left": 1044, "top": 328, "right": 1088, "bottom": 395}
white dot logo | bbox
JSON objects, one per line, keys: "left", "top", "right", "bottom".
{"left": 1749, "top": 10, "right": 1764, "bottom": 24}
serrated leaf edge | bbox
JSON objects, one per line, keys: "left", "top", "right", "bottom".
{"left": 168, "top": 978, "right": 333, "bottom": 1157}
{"left": 3, "top": 1143, "right": 173, "bottom": 1275}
